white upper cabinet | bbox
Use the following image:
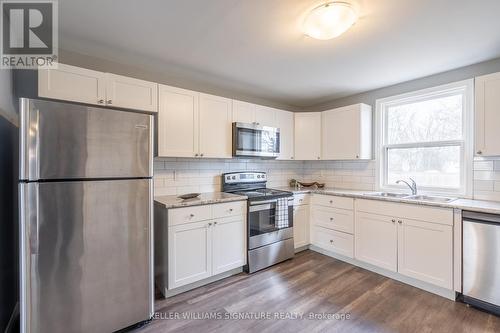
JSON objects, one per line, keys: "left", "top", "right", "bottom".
{"left": 232, "top": 100, "right": 255, "bottom": 124}
{"left": 38, "top": 63, "right": 106, "bottom": 106}
{"left": 38, "top": 63, "right": 158, "bottom": 112}
{"left": 475, "top": 72, "right": 500, "bottom": 156}
{"left": 157, "top": 85, "right": 199, "bottom": 157}
{"left": 232, "top": 100, "right": 276, "bottom": 127}
{"left": 294, "top": 112, "right": 322, "bottom": 160}
{"left": 322, "top": 103, "right": 372, "bottom": 160}
{"left": 254, "top": 105, "right": 276, "bottom": 127}
{"left": 198, "top": 93, "right": 233, "bottom": 158}
{"left": 105, "top": 73, "right": 158, "bottom": 112}
{"left": 275, "top": 109, "right": 295, "bottom": 160}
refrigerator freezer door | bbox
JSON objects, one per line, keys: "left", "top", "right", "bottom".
{"left": 20, "top": 98, "right": 153, "bottom": 181}
{"left": 20, "top": 179, "right": 153, "bottom": 333}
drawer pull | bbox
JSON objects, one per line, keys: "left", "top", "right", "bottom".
{"left": 329, "top": 200, "right": 333, "bottom": 204}
{"left": 229, "top": 208, "right": 233, "bottom": 212}
{"left": 330, "top": 217, "right": 333, "bottom": 221}
{"left": 214, "top": 222, "right": 217, "bottom": 225}
{"left": 329, "top": 239, "right": 334, "bottom": 244}
{"left": 208, "top": 222, "right": 212, "bottom": 226}
{"left": 398, "top": 220, "right": 402, "bottom": 224}
{"left": 189, "top": 214, "right": 195, "bottom": 218}
{"left": 391, "top": 219, "right": 396, "bottom": 223}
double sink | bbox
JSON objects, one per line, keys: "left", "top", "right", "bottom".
{"left": 364, "top": 192, "right": 456, "bottom": 203}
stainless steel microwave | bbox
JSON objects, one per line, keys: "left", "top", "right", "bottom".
{"left": 232, "top": 122, "right": 280, "bottom": 158}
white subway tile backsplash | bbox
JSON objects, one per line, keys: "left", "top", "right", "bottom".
{"left": 153, "top": 156, "right": 500, "bottom": 202}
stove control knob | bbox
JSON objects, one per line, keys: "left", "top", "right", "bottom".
{"left": 257, "top": 175, "right": 261, "bottom": 178}
{"left": 232, "top": 176, "right": 236, "bottom": 180}
{"left": 262, "top": 175, "right": 266, "bottom": 179}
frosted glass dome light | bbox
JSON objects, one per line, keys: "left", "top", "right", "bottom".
{"left": 303, "top": 2, "right": 358, "bottom": 40}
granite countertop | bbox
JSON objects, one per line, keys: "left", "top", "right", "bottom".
{"left": 278, "top": 186, "right": 500, "bottom": 215}
{"left": 155, "top": 192, "right": 247, "bottom": 209}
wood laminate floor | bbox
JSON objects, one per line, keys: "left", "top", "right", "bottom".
{"left": 134, "top": 250, "right": 500, "bottom": 333}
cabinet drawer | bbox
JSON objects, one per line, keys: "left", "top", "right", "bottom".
{"left": 355, "top": 199, "right": 453, "bottom": 225}
{"left": 311, "top": 226, "right": 353, "bottom": 258}
{"left": 212, "top": 201, "right": 245, "bottom": 219}
{"left": 311, "top": 206, "right": 354, "bottom": 234}
{"left": 168, "top": 205, "right": 212, "bottom": 226}
{"left": 293, "top": 193, "right": 309, "bottom": 206}
{"left": 311, "top": 194, "right": 353, "bottom": 210}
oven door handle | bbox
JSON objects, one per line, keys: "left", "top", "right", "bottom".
{"left": 249, "top": 203, "right": 273, "bottom": 212}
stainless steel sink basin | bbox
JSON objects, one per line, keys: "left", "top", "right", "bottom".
{"left": 364, "top": 192, "right": 410, "bottom": 198}
{"left": 405, "top": 195, "right": 456, "bottom": 203}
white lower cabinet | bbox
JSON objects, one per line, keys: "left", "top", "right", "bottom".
{"left": 212, "top": 217, "right": 246, "bottom": 275}
{"left": 355, "top": 212, "right": 398, "bottom": 272}
{"left": 397, "top": 218, "right": 453, "bottom": 289}
{"left": 354, "top": 199, "right": 453, "bottom": 289}
{"left": 167, "top": 201, "right": 246, "bottom": 290}
{"left": 311, "top": 225, "right": 354, "bottom": 258}
{"left": 293, "top": 205, "right": 309, "bottom": 249}
{"left": 168, "top": 221, "right": 212, "bottom": 289}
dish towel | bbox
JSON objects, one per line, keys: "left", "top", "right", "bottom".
{"left": 275, "top": 198, "right": 289, "bottom": 228}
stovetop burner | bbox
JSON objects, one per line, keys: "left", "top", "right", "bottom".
{"left": 222, "top": 171, "right": 293, "bottom": 201}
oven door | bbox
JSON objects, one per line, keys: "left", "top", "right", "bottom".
{"left": 233, "top": 122, "right": 280, "bottom": 158}
{"left": 248, "top": 198, "right": 293, "bottom": 249}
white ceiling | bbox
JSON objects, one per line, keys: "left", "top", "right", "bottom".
{"left": 59, "top": 0, "right": 500, "bottom": 108}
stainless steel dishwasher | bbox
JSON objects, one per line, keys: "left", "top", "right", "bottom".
{"left": 462, "top": 211, "right": 500, "bottom": 315}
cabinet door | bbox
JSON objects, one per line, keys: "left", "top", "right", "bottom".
{"left": 157, "top": 85, "right": 199, "bottom": 157}
{"left": 38, "top": 63, "right": 106, "bottom": 105}
{"left": 275, "top": 110, "right": 295, "bottom": 160}
{"left": 168, "top": 221, "right": 212, "bottom": 289}
{"left": 294, "top": 112, "right": 321, "bottom": 160}
{"left": 475, "top": 72, "right": 500, "bottom": 156}
{"left": 254, "top": 105, "right": 276, "bottom": 127}
{"left": 212, "top": 217, "right": 246, "bottom": 275}
{"left": 355, "top": 212, "right": 397, "bottom": 272}
{"left": 293, "top": 205, "right": 309, "bottom": 248}
{"left": 232, "top": 100, "right": 255, "bottom": 124}
{"left": 322, "top": 104, "right": 372, "bottom": 160}
{"left": 105, "top": 73, "right": 158, "bottom": 112}
{"left": 199, "top": 93, "right": 232, "bottom": 158}
{"left": 398, "top": 218, "right": 453, "bottom": 289}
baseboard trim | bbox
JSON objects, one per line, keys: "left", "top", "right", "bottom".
{"left": 309, "top": 245, "right": 456, "bottom": 301}
{"left": 294, "top": 245, "right": 309, "bottom": 253}
{"left": 161, "top": 267, "right": 243, "bottom": 298}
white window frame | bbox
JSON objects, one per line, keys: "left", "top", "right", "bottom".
{"left": 375, "top": 79, "right": 474, "bottom": 197}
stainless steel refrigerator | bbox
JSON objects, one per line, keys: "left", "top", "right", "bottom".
{"left": 18, "top": 98, "right": 154, "bottom": 333}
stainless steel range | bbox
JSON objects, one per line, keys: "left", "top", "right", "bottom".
{"left": 222, "top": 172, "right": 294, "bottom": 273}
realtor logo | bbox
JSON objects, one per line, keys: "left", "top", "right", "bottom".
{"left": 1, "top": 0, "right": 58, "bottom": 68}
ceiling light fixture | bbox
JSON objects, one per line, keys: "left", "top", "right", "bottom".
{"left": 303, "top": 1, "right": 358, "bottom": 40}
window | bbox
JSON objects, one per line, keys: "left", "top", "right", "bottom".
{"left": 376, "top": 80, "right": 473, "bottom": 196}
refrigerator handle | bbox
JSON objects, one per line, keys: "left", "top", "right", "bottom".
{"left": 19, "top": 98, "right": 40, "bottom": 181}
{"left": 28, "top": 183, "right": 39, "bottom": 255}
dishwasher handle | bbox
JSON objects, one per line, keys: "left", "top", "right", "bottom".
{"left": 462, "top": 211, "right": 500, "bottom": 224}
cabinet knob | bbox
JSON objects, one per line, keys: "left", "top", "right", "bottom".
{"left": 477, "top": 150, "right": 483, "bottom": 155}
{"left": 317, "top": 157, "right": 320, "bottom": 160}
{"left": 229, "top": 208, "right": 233, "bottom": 212}
{"left": 330, "top": 217, "right": 333, "bottom": 221}
{"left": 391, "top": 219, "right": 396, "bottom": 223}
{"left": 107, "top": 100, "right": 112, "bottom": 104}
{"left": 200, "top": 153, "right": 204, "bottom": 157}
{"left": 330, "top": 240, "right": 334, "bottom": 244}
{"left": 97, "top": 99, "right": 104, "bottom": 104}
{"left": 291, "top": 157, "right": 294, "bottom": 159}
{"left": 189, "top": 214, "right": 195, "bottom": 218}
{"left": 213, "top": 222, "right": 217, "bottom": 225}
{"left": 208, "top": 222, "right": 212, "bottom": 226}
{"left": 356, "top": 155, "right": 359, "bottom": 159}
{"left": 195, "top": 153, "right": 199, "bottom": 157}
{"left": 329, "top": 200, "right": 333, "bottom": 204}
{"left": 398, "top": 220, "right": 402, "bottom": 224}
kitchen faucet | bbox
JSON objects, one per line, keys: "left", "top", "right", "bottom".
{"left": 396, "top": 178, "right": 417, "bottom": 195}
